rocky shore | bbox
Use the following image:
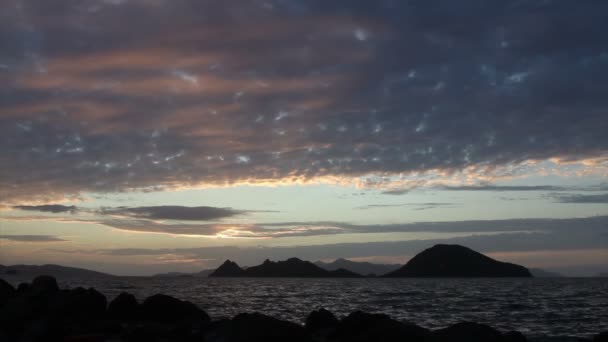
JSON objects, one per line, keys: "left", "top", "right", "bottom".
{"left": 1, "top": 276, "right": 605, "bottom": 342}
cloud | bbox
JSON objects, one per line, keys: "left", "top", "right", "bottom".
{"left": 4, "top": 202, "right": 607, "bottom": 239}
{"left": 550, "top": 193, "right": 608, "bottom": 204}
{"left": 94, "top": 215, "right": 608, "bottom": 238}
{"left": 6, "top": 204, "right": 249, "bottom": 221}
{"left": 355, "top": 202, "right": 454, "bottom": 210}
{"left": 439, "top": 184, "right": 608, "bottom": 192}
{"left": 439, "top": 185, "right": 566, "bottom": 192}
{"left": 381, "top": 183, "right": 608, "bottom": 195}
{"left": 1, "top": 1, "right": 607, "bottom": 203}
{"left": 0, "top": 235, "right": 67, "bottom": 242}
{"left": 12, "top": 204, "right": 78, "bottom": 213}
{"left": 381, "top": 189, "right": 411, "bottom": 195}
{"left": 101, "top": 205, "right": 245, "bottom": 221}
{"left": 101, "top": 220, "right": 345, "bottom": 238}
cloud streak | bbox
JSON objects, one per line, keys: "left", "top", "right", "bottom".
{"left": 0, "top": 234, "right": 67, "bottom": 242}
{"left": 551, "top": 193, "right": 608, "bottom": 204}
{"left": 86, "top": 215, "right": 608, "bottom": 239}
{"left": 13, "top": 205, "right": 78, "bottom": 213}
{"left": 100, "top": 205, "right": 245, "bottom": 221}
{"left": 8, "top": 204, "right": 248, "bottom": 221}
{"left": 355, "top": 202, "right": 454, "bottom": 210}
{"left": 439, "top": 185, "right": 566, "bottom": 192}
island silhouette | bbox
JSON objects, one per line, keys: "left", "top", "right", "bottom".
{"left": 209, "top": 258, "right": 362, "bottom": 278}
{"left": 2, "top": 244, "right": 534, "bottom": 279}
{"left": 384, "top": 244, "right": 532, "bottom": 277}
{"left": 209, "top": 244, "right": 532, "bottom": 278}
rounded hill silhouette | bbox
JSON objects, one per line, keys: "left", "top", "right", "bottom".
{"left": 384, "top": 244, "right": 532, "bottom": 277}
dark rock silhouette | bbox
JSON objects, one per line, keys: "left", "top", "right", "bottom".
{"left": 205, "top": 312, "right": 312, "bottom": 342}
{"left": 211, "top": 258, "right": 363, "bottom": 277}
{"left": 433, "top": 322, "right": 503, "bottom": 341}
{"left": 48, "top": 287, "right": 107, "bottom": 320}
{"left": 384, "top": 244, "right": 532, "bottom": 277}
{"left": 141, "top": 293, "right": 210, "bottom": 323}
{"left": 334, "top": 311, "right": 430, "bottom": 342}
{"left": 0, "top": 279, "right": 14, "bottom": 306}
{"left": 305, "top": 308, "right": 339, "bottom": 338}
{"left": 504, "top": 330, "right": 528, "bottom": 342}
{"left": 209, "top": 260, "right": 245, "bottom": 277}
{"left": 16, "top": 283, "right": 29, "bottom": 294}
{"left": 30, "top": 275, "right": 59, "bottom": 294}
{"left": 107, "top": 292, "right": 139, "bottom": 320}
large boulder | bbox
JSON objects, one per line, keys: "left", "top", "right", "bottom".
{"left": 16, "top": 283, "right": 30, "bottom": 294}
{"left": 306, "top": 308, "right": 339, "bottom": 332}
{"left": 30, "top": 275, "right": 59, "bottom": 295}
{"left": 0, "top": 279, "right": 15, "bottom": 307}
{"left": 141, "top": 294, "right": 210, "bottom": 324}
{"left": 504, "top": 330, "right": 528, "bottom": 342}
{"left": 334, "top": 311, "right": 430, "bottom": 342}
{"left": 49, "top": 287, "right": 107, "bottom": 320}
{"left": 0, "top": 277, "right": 60, "bottom": 331}
{"left": 205, "top": 312, "right": 311, "bottom": 342}
{"left": 433, "top": 322, "right": 504, "bottom": 342}
{"left": 107, "top": 292, "right": 139, "bottom": 321}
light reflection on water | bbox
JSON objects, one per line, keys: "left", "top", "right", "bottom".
{"left": 9, "top": 277, "right": 608, "bottom": 338}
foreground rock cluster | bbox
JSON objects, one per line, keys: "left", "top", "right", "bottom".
{"left": 1, "top": 276, "right": 605, "bottom": 342}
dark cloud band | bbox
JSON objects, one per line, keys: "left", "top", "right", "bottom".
{"left": 551, "top": 193, "right": 608, "bottom": 204}
{"left": 101, "top": 205, "right": 244, "bottom": 221}
{"left": 13, "top": 205, "right": 78, "bottom": 213}
{"left": 0, "top": 234, "right": 67, "bottom": 242}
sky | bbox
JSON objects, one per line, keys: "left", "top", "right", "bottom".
{"left": 0, "top": 0, "right": 607, "bottom": 276}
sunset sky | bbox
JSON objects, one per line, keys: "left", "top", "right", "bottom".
{"left": 1, "top": 0, "right": 607, "bottom": 276}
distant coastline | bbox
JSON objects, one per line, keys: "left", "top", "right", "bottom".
{"left": 2, "top": 245, "right": 579, "bottom": 279}
{"left": 209, "top": 245, "right": 533, "bottom": 278}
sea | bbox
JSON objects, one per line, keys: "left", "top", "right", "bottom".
{"left": 6, "top": 276, "right": 608, "bottom": 339}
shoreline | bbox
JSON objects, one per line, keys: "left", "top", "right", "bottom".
{"left": 1, "top": 276, "right": 605, "bottom": 342}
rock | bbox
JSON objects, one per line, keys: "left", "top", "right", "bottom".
{"left": 141, "top": 294, "right": 210, "bottom": 323}
{"left": 595, "top": 331, "right": 608, "bottom": 342}
{"left": 122, "top": 323, "right": 173, "bottom": 342}
{"left": 0, "top": 278, "right": 15, "bottom": 306}
{"left": 0, "top": 278, "right": 61, "bottom": 330}
{"left": 504, "top": 330, "right": 528, "bottom": 342}
{"left": 49, "top": 287, "right": 107, "bottom": 320}
{"left": 30, "top": 275, "right": 59, "bottom": 295}
{"left": 335, "top": 311, "right": 429, "bottom": 342}
{"left": 20, "top": 318, "right": 65, "bottom": 342}
{"left": 434, "top": 322, "right": 504, "bottom": 342}
{"left": 206, "top": 312, "right": 311, "bottom": 342}
{"left": 16, "top": 283, "right": 29, "bottom": 294}
{"left": 107, "top": 292, "right": 139, "bottom": 320}
{"left": 305, "top": 308, "right": 338, "bottom": 332}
